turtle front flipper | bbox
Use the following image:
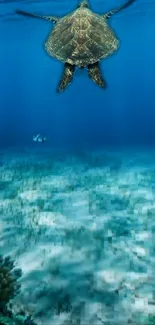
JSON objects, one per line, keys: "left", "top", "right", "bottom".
{"left": 102, "top": 0, "right": 135, "bottom": 19}
{"left": 87, "top": 62, "right": 106, "bottom": 89}
{"left": 57, "top": 63, "right": 75, "bottom": 93}
{"left": 16, "top": 10, "right": 59, "bottom": 23}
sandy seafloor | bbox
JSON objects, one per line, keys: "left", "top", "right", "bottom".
{"left": 0, "top": 147, "right": 155, "bottom": 325}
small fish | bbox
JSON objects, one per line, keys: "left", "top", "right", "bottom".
{"left": 33, "top": 134, "right": 46, "bottom": 143}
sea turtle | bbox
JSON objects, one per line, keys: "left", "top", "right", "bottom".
{"left": 16, "top": 0, "right": 135, "bottom": 93}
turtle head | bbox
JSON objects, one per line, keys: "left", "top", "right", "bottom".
{"left": 77, "top": 0, "right": 89, "bottom": 8}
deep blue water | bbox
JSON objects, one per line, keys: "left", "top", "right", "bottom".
{"left": 1, "top": 0, "right": 155, "bottom": 149}
{"left": 1, "top": 2, "right": 155, "bottom": 324}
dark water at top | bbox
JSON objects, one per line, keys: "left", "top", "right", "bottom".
{"left": 1, "top": 0, "right": 155, "bottom": 149}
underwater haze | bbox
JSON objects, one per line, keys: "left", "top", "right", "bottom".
{"left": 1, "top": 0, "right": 155, "bottom": 325}
{"left": 1, "top": 0, "right": 155, "bottom": 147}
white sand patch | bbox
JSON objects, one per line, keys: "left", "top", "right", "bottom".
{"left": 37, "top": 212, "right": 61, "bottom": 226}
{"left": 131, "top": 245, "right": 147, "bottom": 257}
{"left": 19, "top": 190, "right": 40, "bottom": 201}
{"left": 135, "top": 232, "right": 150, "bottom": 241}
{"left": 96, "top": 269, "right": 124, "bottom": 285}
{"left": 132, "top": 297, "right": 154, "bottom": 314}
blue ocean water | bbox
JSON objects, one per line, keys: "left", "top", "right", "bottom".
{"left": 0, "top": 0, "right": 155, "bottom": 148}
{"left": 0, "top": 1, "right": 155, "bottom": 325}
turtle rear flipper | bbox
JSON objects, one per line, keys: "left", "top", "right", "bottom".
{"left": 57, "top": 63, "right": 75, "bottom": 93}
{"left": 87, "top": 62, "right": 106, "bottom": 89}
{"left": 103, "top": 0, "right": 136, "bottom": 19}
{"left": 16, "top": 10, "right": 59, "bottom": 23}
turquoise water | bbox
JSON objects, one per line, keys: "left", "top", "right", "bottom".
{"left": 0, "top": 147, "right": 155, "bottom": 324}
{"left": 0, "top": 1, "right": 155, "bottom": 324}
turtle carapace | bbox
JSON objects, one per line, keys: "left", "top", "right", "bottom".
{"left": 16, "top": 0, "right": 136, "bottom": 93}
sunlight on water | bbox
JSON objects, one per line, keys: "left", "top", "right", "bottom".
{"left": 0, "top": 0, "right": 155, "bottom": 324}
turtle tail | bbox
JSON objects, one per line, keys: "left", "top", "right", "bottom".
{"left": 103, "top": 0, "right": 136, "bottom": 19}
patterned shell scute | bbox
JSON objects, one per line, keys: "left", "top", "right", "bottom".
{"left": 44, "top": 8, "right": 120, "bottom": 67}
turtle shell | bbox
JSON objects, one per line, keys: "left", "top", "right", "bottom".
{"left": 44, "top": 7, "right": 119, "bottom": 67}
